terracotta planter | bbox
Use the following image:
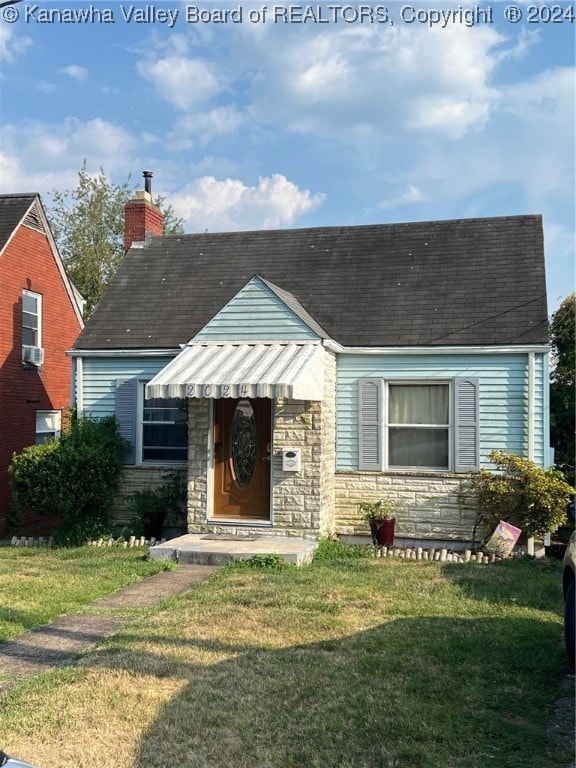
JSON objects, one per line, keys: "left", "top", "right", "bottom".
{"left": 369, "top": 517, "right": 396, "bottom": 547}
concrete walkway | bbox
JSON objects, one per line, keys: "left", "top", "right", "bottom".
{"left": 0, "top": 564, "right": 217, "bottom": 694}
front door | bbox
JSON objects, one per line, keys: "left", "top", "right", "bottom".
{"left": 212, "top": 398, "right": 271, "bottom": 520}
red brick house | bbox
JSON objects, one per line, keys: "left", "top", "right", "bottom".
{"left": 0, "top": 194, "right": 84, "bottom": 535}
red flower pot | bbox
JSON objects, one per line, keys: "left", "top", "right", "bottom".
{"left": 369, "top": 517, "right": 396, "bottom": 547}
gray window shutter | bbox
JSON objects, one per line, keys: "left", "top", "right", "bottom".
{"left": 358, "top": 378, "right": 382, "bottom": 470}
{"left": 115, "top": 379, "right": 137, "bottom": 464}
{"left": 454, "top": 378, "right": 479, "bottom": 472}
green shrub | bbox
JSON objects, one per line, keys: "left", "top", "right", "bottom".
{"left": 470, "top": 450, "right": 575, "bottom": 537}
{"left": 9, "top": 415, "right": 127, "bottom": 545}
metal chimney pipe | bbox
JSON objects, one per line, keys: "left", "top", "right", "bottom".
{"left": 143, "top": 170, "right": 153, "bottom": 195}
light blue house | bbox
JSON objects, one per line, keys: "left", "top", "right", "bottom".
{"left": 70, "top": 185, "right": 550, "bottom": 544}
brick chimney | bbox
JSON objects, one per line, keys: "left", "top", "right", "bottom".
{"left": 124, "top": 171, "right": 164, "bottom": 253}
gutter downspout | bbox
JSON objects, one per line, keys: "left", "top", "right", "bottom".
{"left": 75, "top": 356, "right": 84, "bottom": 415}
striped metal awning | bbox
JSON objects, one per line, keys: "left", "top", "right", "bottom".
{"left": 145, "top": 342, "right": 325, "bottom": 400}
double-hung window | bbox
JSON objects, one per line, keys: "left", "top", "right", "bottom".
{"left": 36, "top": 411, "right": 61, "bottom": 444}
{"left": 388, "top": 383, "right": 450, "bottom": 470}
{"left": 22, "top": 290, "right": 41, "bottom": 347}
{"left": 141, "top": 389, "right": 188, "bottom": 463}
{"left": 115, "top": 379, "right": 188, "bottom": 465}
{"left": 359, "top": 377, "right": 479, "bottom": 473}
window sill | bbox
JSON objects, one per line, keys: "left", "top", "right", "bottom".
{"left": 337, "top": 469, "right": 467, "bottom": 479}
{"left": 134, "top": 461, "right": 188, "bottom": 468}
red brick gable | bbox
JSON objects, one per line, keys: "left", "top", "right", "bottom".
{"left": 0, "top": 221, "right": 83, "bottom": 533}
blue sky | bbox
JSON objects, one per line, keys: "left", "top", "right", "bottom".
{"left": 1, "top": 1, "right": 574, "bottom": 311}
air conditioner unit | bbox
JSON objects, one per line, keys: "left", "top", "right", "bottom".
{"left": 22, "top": 345, "right": 44, "bottom": 366}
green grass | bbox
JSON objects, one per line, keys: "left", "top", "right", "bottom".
{"left": 0, "top": 545, "right": 170, "bottom": 642}
{"left": 0, "top": 554, "right": 571, "bottom": 768}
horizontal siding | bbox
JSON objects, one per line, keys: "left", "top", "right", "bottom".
{"left": 336, "top": 352, "right": 548, "bottom": 470}
{"left": 78, "top": 351, "right": 548, "bottom": 472}
{"left": 194, "top": 280, "right": 318, "bottom": 341}
{"left": 81, "top": 357, "right": 176, "bottom": 418}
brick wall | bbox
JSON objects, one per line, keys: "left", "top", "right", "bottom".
{"left": 0, "top": 224, "right": 82, "bottom": 532}
{"left": 123, "top": 193, "right": 164, "bottom": 252}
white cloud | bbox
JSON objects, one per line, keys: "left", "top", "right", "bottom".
{"left": 0, "top": 26, "right": 32, "bottom": 65}
{"left": 502, "top": 66, "right": 574, "bottom": 125}
{"left": 60, "top": 65, "right": 88, "bottom": 81}
{"left": 137, "top": 56, "right": 221, "bottom": 109}
{"left": 170, "top": 174, "right": 325, "bottom": 231}
{"left": 140, "top": 131, "right": 161, "bottom": 146}
{"left": 379, "top": 185, "right": 425, "bottom": 210}
{"left": 238, "top": 24, "right": 504, "bottom": 141}
{"left": 375, "top": 63, "right": 575, "bottom": 211}
{"left": 36, "top": 82, "right": 57, "bottom": 94}
{"left": 189, "top": 156, "right": 240, "bottom": 177}
{"left": 501, "top": 67, "right": 575, "bottom": 204}
{"left": 0, "top": 118, "right": 135, "bottom": 194}
{"left": 124, "top": 18, "right": 531, "bottom": 149}
{"left": 0, "top": 150, "right": 76, "bottom": 196}
{"left": 171, "top": 106, "right": 246, "bottom": 147}
{"left": 129, "top": 22, "right": 503, "bottom": 141}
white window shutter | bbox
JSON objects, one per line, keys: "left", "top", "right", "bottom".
{"left": 454, "top": 378, "right": 479, "bottom": 472}
{"left": 358, "top": 378, "right": 383, "bottom": 470}
{"left": 115, "top": 379, "right": 137, "bottom": 464}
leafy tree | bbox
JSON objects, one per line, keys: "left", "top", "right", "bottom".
{"left": 550, "top": 293, "right": 575, "bottom": 485}
{"left": 48, "top": 163, "right": 184, "bottom": 317}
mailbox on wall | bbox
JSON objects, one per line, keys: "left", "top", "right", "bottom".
{"left": 282, "top": 448, "right": 301, "bottom": 472}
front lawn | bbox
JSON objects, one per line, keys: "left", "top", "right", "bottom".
{"left": 0, "top": 545, "right": 169, "bottom": 642}
{"left": 0, "top": 550, "right": 571, "bottom": 768}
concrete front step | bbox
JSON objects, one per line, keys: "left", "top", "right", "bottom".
{"left": 149, "top": 534, "right": 318, "bottom": 566}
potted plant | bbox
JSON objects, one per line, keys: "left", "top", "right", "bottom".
{"left": 359, "top": 498, "right": 397, "bottom": 547}
{"left": 127, "top": 469, "right": 187, "bottom": 540}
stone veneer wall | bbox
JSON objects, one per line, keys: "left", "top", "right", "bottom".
{"left": 186, "top": 398, "right": 210, "bottom": 531}
{"left": 318, "top": 350, "right": 336, "bottom": 537}
{"left": 271, "top": 398, "right": 321, "bottom": 536}
{"left": 185, "top": 348, "right": 336, "bottom": 539}
{"left": 268, "top": 348, "right": 336, "bottom": 538}
{"left": 334, "top": 472, "right": 479, "bottom": 542}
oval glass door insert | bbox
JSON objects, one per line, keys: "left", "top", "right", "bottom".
{"left": 231, "top": 399, "right": 257, "bottom": 488}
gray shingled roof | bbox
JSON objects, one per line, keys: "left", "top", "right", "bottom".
{"left": 74, "top": 215, "right": 548, "bottom": 349}
{"left": 260, "top": 278, "right": 331, "bottom": 339}
{"left": 0, "top": 194, "right": 36, "bottom": 253}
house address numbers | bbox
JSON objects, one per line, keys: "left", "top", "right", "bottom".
{"left": 186, "top": 384, "right": 250, "bottom": 398}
